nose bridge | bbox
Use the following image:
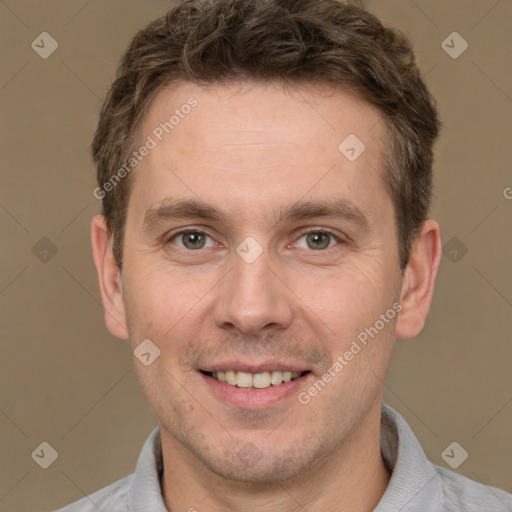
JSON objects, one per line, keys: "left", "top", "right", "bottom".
{"left": 214, "top": 236, "right": 294, "bottom": 335}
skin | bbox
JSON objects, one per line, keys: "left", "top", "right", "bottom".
{"left": 92, "top": 80, "right": 441, "bottom": 512}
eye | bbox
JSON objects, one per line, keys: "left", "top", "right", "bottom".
{"left": 294, "top": 229, "right": 342, "bottom": 251}
{"left": 167, "top": 230, "right": 217, "bottom": 250}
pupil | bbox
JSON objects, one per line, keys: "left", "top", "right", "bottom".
{"left": 186, "top": 232, "right": 204, "bottom": 248}
{"left": 309, "top": 233, "right": 328, "bottom": 250}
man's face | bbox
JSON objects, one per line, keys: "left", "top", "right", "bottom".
{"left": 120, "top": 81, "right": 403, "bottom": 482}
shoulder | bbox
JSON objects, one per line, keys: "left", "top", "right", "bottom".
{"left": 434, "top": 464, "right": 512, "bottom": 511}
{"left": 54, "top": 474, "right": 133, "bottom": 512}
{"left": 380, "top": 403, "right": 512, "bottom": 511}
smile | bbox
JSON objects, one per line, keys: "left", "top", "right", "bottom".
{"left": 204, "top": 370, "right": 307, "bottom": 388}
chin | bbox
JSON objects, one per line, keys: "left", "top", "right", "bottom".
{"left": 196, "top": 439, "right": 320, "bottom": 484}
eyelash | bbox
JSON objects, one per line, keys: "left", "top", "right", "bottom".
{"left": 164, "top": 227, "right": 344, "bottom": 251}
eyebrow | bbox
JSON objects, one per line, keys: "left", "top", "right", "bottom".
{"left": 141, "top": 197, "right": 371, "bottom": 233}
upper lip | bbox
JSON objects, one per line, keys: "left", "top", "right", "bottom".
{"left": 200, "top": 361, "right": 310, "bottom": 374}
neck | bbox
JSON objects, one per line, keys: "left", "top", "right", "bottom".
{"left": 160, "top": 398, "right": 390, "bottom": 512}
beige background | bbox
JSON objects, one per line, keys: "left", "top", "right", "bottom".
{"left": 0, "top": 1, "right": 511, "bottom": 510}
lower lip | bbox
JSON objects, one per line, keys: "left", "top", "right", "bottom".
{"left": 200, "top": 372, "right": 312, "bottom": 409}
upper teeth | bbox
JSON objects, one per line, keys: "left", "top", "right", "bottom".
{"left": 213, "top": 370, "right": 303, "bottom": 388}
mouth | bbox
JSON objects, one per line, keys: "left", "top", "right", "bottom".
{"left": 198, "top": 362, "right": 313, "bottom": 408}
{"left": 200, "top": 369, "right": 310, "bottom": 389}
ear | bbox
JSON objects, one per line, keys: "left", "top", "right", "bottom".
{"left": 395, "top": 219, "right": 441, "bottom": 339}
{"left": 91, "top": 214, "right": 129, "bottom": 339}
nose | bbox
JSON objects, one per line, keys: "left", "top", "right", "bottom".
{"left": 213, "top": 243, "right": 294, "bottom": 337}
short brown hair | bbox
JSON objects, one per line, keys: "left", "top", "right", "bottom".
{"left": 92, "top": 0, "right": 440, "bottom": 270}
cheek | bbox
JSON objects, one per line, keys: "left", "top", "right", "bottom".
{"left": 293, "top": 261, "right": 393, "bottom": 338}
{"left": 125, "top": 261, "right": 214, "bottom": 335}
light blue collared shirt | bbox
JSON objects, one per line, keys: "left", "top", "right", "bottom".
{"left": 55, "top": 403, "right": 512, "bottom": 511}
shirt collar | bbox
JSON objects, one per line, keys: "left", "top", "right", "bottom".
{"left": 375, "top": 403, "right": 441, "bottom": 511}
{"left": 128, "top": 424, "right": 167, "bottom": 511}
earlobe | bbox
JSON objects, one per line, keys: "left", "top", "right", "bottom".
{"left": 90, "top": 214, "right": 130, "bottom": 340}
{"left": 395, "top": 219, "right": 442, "bottom": 340}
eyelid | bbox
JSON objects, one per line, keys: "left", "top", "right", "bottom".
{"left": 299, "top": 226, "right": 341, "bottom": 238}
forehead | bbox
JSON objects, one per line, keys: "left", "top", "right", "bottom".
{"left": 128, "top": 80, "right": 389, "bottom": 227}
{"left": 141, "top": 80, "right": 383, "bottom": 156}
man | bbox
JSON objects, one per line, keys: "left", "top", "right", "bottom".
{"left": 57, "top": 0, "right": 512, "bottom": 510}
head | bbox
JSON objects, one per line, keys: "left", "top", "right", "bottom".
{"left": 92, "top": 0, "right": 442, "bottom": 485}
